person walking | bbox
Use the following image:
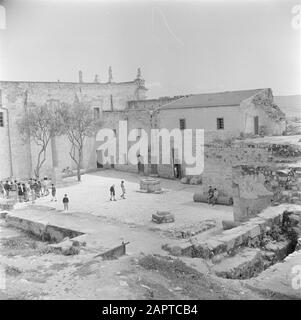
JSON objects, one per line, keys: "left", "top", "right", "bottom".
{"left": 207, "top": 186, "right": 214, "bottom": 205}
{"left": 120, "top": 181, "right": 126, "bottom": 199}
{"left": 110, "top": 185, "right": 116, "bottom": 201}
{"left": 63, "top": 194, "right": 69, "bottom": 212}
{"left": 51, "top": 184, "right": 57, "bottom": 202}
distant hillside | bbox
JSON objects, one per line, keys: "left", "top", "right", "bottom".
{"left": 274, "top": 95, "right": 301, "bottom": 119}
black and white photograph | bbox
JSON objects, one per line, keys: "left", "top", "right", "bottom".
{"left": 0, "top": 0, "right": 301, "bottom": 304}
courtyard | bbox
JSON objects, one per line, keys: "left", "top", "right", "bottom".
{"left": 1, "top": 169, "right": 300, "bottom": 300}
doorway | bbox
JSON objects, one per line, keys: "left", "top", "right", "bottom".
{"left": 254, "top": 116, "right": 259, "bottom": 135}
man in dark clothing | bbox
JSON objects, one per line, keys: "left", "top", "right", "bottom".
{"left": 51, "top": 184, "right": 57, "bottom": 202}
{"left": 110, "top": 185, "right": 116, "bottom": 201}
{"left": 63, "top": 194, "right": 69, "bottom": 211}
{"left": 4, "top": 181, "right": 10, "bottom": 198}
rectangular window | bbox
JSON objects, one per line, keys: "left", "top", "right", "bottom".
{"left": 0, "top": 112, "right": 4, "bottom": 127}
{"left": 179, "top": 118, "right": 186, "bottom": 130}
{"left": 94, "top": 107, "right": 100, "bottom": 119}
{"left": 113, "top": 129, "right": 117, "bottom": 136}
{"left": 217, "top": 118, "right": 224, "bottom": 130}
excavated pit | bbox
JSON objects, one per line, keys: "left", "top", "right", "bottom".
{"left": 4, "top": 213, "right": 84, "bottom": 244}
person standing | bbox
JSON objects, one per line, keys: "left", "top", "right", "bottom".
{"left": 4, "top": 181, "right": 10, "bottom": 198}
{"left": 22, "top": 183, "right": 28, "bottom": 202}
{"left": 0, "top": 181, "right": 4, "bottom": 198}
{"left": 42, "top": 177, "right": 49, "bottom": 196}
{"left": 110, "top": 185, "right": 116, "bottom": 201}
{"left": 121, "top": 181, "right": 126, "bottom": 199}
{"left": 17, "top": 183, "right": 23, "bottom": 202}
{"left": 51, "top": 184, "right": 57, "bottom": 202}
{"left": 11, "top": 181, "right": 17, "bottom": 200}
{"left": 63, "top": 194, "right": 69, "bottom": 212}
{"left": 212, "top": 188, "right": 219, "bottom": 206}
{"left": 30, "top": 187, "right": 36, "bottom": 204}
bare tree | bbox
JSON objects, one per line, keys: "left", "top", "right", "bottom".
{"left": 18, "top": 104, "right": 60, "bottom": 178}
{"left": 59, "top": 98, "right": 101, "bottom": 182}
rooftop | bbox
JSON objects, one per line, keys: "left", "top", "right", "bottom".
{"left": 159, "top": 88, "right": 267, "bottom": 110}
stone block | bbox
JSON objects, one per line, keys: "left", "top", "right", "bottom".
{"left": 0, "top": 210, "right": 9, "bottom": 219}
{"left": 222, "top": 220, "right": 241, "bottom": 230}
{"left": 213, "top": 248, "right": 263, "bottom": 279}
{"left": 249, "top": 225, "right": 261, "bottom": 239}
{"left": 140, "top": 178, "right": 162, "bottom": 193}
{"left": 180, "top": 177, "right": 189, "bottom": 184}
{"left": 189, "top": 176, "right": 202, "bottom": 185}
{"left": 152, "top": 211, "right": 174, "bottom": 224}
{"left": 289, "top": 214, "right": 300, "bottom": 226}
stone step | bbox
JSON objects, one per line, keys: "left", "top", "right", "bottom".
{"left": 212, "top": 247, "right": 264, "bottom": 279}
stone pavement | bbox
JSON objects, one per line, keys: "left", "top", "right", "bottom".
{"left": 32, "top": 170, "right": 234, "bottom": 231}
{"left": 5, "top": 206, "right": 170, "bottom": 256}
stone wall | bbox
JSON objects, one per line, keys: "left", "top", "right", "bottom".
{"left": 0, "top": 106, "right": 11, "bottom": 180}
{"left": 0, "top": 80, "right": 147, "bottom": 179}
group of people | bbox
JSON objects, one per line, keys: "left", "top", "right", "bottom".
{"left": 0, "top": 177, "right": 70, "bottom": 212}
{"left": 207, "top": 186, "right": 219, "bottom": 205}
{"left": 0, "top": 177, "right": 58, "bottom": 203}
{"left": 1, "top": 176, "right": 126, "bottom": 211}
{"left": 109, "top": 181, "right": 126, "bottom": 201}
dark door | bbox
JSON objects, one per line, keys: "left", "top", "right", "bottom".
{"left": 254, "top": 116, "right": 259, "bottom": 135}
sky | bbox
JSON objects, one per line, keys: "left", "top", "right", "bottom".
{"left": 0, "top": 0, "right": 300, "bottom": 98}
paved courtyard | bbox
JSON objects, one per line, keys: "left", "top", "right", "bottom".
{"left": 33, "top": 169, "right": 234, "bottom": 232}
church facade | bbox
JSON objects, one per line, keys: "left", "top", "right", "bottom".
{"left": 0, "top": 69, "right": 147, "bottom": 180}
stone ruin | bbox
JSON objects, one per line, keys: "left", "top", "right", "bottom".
{"left": 232, "top": 165, "right": 274, "bottom": 222}
{"left": 163, "top": 205, "right": 301, "bottom": 280}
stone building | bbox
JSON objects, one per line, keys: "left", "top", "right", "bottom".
{"left": 154, "top": 88, "right": 286, "bottom": 179}
{"left": 97, "top": 88, "right": 286, "bottom": 181}
{"left": 0, "top": 68, "right": 147, "bottom": 180}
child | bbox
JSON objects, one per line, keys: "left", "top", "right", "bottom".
{"left": 17, "top": 183, "right": 23, "bottom": 202}
{"left": 110, "top": 185, "right": 116, "bottom": 201}
{"left": 121, "top": 181, "right": 126, "bottom": 199}
{"left": 30, "top": 188, "right": 36, "bottom": 204}
{"left": 63, "top": 194, "right": 69, "bottom": 211}
{"left": 51, "top": 184, "right": 57, "bottom": 202}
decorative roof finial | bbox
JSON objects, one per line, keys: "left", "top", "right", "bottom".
{"left": 137, "top": 67, "right": 142, "bottom": 80}
{"left": 108, "top": 66, "right": 113, "bottom": 83}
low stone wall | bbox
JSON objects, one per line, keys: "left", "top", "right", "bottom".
{"left": 98, "top": 242, "right": 128, "bottom": 260}
{"left": 5, "top": 214, "right": 84, "bottom": 242}
{"left": 233, "top": 195, "right": 273, "bottom": 222}
{"left": 164, "top": 205, "right": 300, "bottom": 259}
